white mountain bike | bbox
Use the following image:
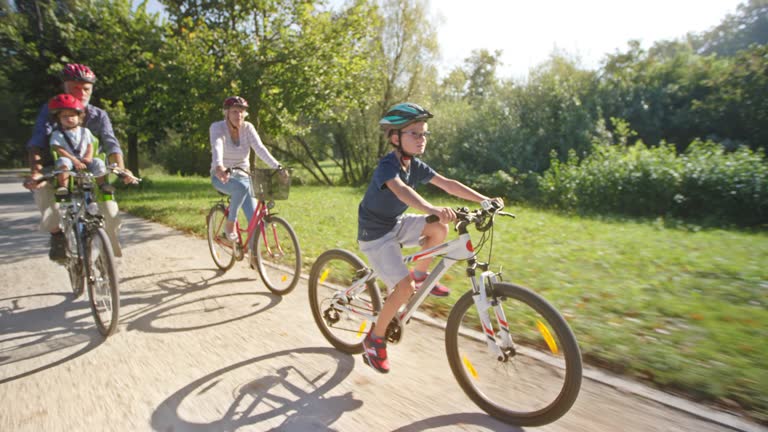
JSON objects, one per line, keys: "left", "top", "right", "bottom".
{"left": 308, "top": 201, "right": 582, "bottom": 426}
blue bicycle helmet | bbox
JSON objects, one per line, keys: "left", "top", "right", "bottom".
{"left": 379, "top": 102, "right": 433, "bottom": 131}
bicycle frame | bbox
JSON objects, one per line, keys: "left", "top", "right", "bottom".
{"left": 335, "top": 221, "right": 514, "bottom": 357}
{"left": 216, "top": 198, "right": 285, "bottom": 260}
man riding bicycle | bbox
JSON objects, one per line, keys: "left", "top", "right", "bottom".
{"left": 23, "top": 63, "right": 138, "bottom": 260}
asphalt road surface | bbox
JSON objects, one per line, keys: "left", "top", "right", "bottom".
{"left": 0, "top": 170, "right": 764, "bottom": 432}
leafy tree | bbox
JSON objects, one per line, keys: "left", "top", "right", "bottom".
{"left": 0, "top": 0, "right": 164, "bottom": 173}
{"left": 155, "top": 0, "right": 382, "bottom": 176}
{"left": 692, "top": 44, "right": 768, "bottom": 150}
{"left": 513, "top": 54, "right": 600, "bottom": 172}
{"left": 692, "top": 0, "right": 768, "bottom": 56}
{"left": 300, "top": 0, "right": 440, "bottom": 185}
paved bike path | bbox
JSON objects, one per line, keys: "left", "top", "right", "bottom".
{"left": 0, "top": 170, "right": 763, "bottom": 432}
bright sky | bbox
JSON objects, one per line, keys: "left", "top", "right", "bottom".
{"left": 138, "top": 0, "right": 745, "bottom": 79}
{"left": 431, "top": 0, "right": 744, "bottom": 79}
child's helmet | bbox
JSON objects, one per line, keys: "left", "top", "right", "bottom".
{"left": 379, "top": 102, "right": 433, "bottom": 131}
{"left": 223, "top": 96, "right": 249, "bottom": 109}
{"left": 48, "top": 93, "right": 85, "bottom": 114}
{"left": 61, "top": 63, "right": 97, "bottom": 83}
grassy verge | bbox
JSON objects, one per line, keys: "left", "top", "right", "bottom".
{"left": 116, "top": 172, "right": 768, "bottom": 422}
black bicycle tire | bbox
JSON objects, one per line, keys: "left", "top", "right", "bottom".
{"left": 253, "top": 215, "right": 302, "bottom": 295}
{"left": 66, "top": 225, "right": 86, "bottom": 298}
{"left": 444, "top": 282, "right": 582, "bottom": 426}
{"left": 206, "top": 204, "right": 236, "bottom": 271}
{"left": 86, "top": 227, "right": 120, "bottom": 337}
{"left": 308, "top": 249, "right": 382, "bottom": 354}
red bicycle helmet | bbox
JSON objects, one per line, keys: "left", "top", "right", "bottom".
{"left": 48, "top": 93, "right": 85, "bottom": 114}
{"left": 61, "top": 63, "right": 97, "bottom": 83}
{"left": 223, "top": 96, "right": 249, "bottom": 110}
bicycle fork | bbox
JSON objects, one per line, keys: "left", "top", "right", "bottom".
{"left": 471, "top": 271, "right": 516, "bottom": 362}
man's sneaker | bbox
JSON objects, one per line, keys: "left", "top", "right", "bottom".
{"left": 55, "top": 187, "right": 69, "bottom": 197}
{"left": 49, "top": 231, "right": 67, "bottom": 263}
{"left": 362, "top": 329, "right": 390, "bottom": 374}
{"left": 410, "top": 270, "right": 450, "bottom": 297}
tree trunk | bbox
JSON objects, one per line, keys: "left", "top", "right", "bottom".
{"left": 128, "top": 131, "right": 139, "bottom": 176}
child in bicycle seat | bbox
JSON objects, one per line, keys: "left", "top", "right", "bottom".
{"left": 358, "top": 102, "right": 504, "bottom": 373}
{"left": 48, "top": 93, "right": 112, "bottom": 197}
{"left": 210, "top": 96, "right": 284, "bottom": 244}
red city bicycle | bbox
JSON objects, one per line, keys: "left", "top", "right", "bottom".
{"left": 206, "top": 167, "right": 301, "bottom": 295}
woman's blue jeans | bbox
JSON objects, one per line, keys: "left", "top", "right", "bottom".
{"left": 211, "top": 173, "right": 255, "bottom": 223}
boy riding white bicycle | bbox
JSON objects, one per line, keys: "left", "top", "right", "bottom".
{"left": 358, "top": 102, "right": 503, "bottom": 373}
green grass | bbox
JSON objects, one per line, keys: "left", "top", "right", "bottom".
{"left": 116, "top": 172, "right": 768, "bottom": 422}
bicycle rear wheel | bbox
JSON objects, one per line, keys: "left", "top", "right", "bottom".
{"left": 206, "top": 204, "right": 236, "bottom": 271}
{"left": 252, "top": 215, "right": 301, "bottom": 295}
{"left": 308, "top": 249, "right": 382, "bottom": 354}
{"left": 445, "top": 282, "right": 582, "bottom": 426}
{"left": 86, "top": 227, "right": 120, "bottom": 337}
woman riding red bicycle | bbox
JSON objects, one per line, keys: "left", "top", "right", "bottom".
{"left": 210, "top": 96, "right": 285, "bottom": 244}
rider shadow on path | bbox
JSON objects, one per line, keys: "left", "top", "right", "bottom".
{"left": 151, "top": 347, "right": 361, "bottom": 432}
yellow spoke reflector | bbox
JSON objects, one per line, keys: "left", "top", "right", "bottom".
{"left": 357, "top": 321, "right": 368, "bottom": 338}
{"left": 320, "top": 269, "right": 330, "bottom": 283}
{"left": 463, "top": 355, "right": 478, "bottom": 379}
{"left": 281, "top": 275, "right": 287, "bottom": 282}
{"left": 537, "top": 320, "right": 559, "bottom": 354}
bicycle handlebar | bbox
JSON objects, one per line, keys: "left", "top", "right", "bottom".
{"left": 25, "top": 164, "right": 142, "bottom": 185}
{"left": 225, "top": 166, "right": 288, "bottom": 177}
{"left": 425, "top": 200, "right": 515, "bottom": 232}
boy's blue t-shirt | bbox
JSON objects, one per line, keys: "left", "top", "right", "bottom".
{"left": 358, "top": 152, "right": 436, "bottom": 241}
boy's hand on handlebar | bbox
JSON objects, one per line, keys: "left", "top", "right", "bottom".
{"left": 430, "top": 206, "right": 456, "bottom": 224}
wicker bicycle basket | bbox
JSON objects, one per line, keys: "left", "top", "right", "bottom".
{"left": 250, "top": 168, "right": 291, "bottom": 200}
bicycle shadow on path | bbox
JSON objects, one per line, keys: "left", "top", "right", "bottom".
{"left": 0, "top": 291, "right": 106, "bottom": 385}
{"left": 391, "top": 413, "right": 520, "bottom": 431}
{"left": 117, "top": 268, "right": 283, "bottom": 334}
{"left": 151, "top": 347, "right": 361, "bottom": 431}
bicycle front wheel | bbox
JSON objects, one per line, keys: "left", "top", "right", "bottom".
{"left": 445, "top": 282, "right": 582, "bottom": 426}
{"left": 86, "top": 227, "right": 120, "bottom": 337}
{"left": 308, "top": 249, "right": 382, "bottom": 354}
{"left": 252, "top": 215, "right": 301, "bottom": 295}
{"left": 206, "top": 204, "right": 236, "bottom": 271}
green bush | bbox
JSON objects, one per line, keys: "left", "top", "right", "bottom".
{"left": 538, "top": 139, "right": 768, "bottom": 226}
{"left": 464, "top": 169, "right": 540, "bottom": 203}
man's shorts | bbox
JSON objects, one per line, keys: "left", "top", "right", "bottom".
{"left": 358, "top": 214, "right": 427, "bottom": 292}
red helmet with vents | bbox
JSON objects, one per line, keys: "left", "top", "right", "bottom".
{"left": 223, "top": 96, "right": 249, "bottom": 110}
{"left": 48, "top": 93, "right": 85, "bottom": 114}
{"left": 61, "top": 63, "right": 97, "bottom": 83}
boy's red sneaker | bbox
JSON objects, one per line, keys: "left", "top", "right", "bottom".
{"left": 410, "top": 270, "right": 450, "bottom": 297}
{"left": 362, "top": 330, "right": 390, "bottom": 374}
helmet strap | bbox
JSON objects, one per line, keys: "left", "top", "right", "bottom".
{"left": 395, "top": 131, "right": 415, "bottom": 166}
